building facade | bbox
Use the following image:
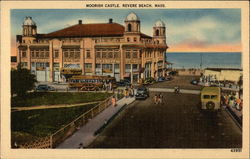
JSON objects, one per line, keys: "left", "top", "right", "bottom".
{"left": 16, "top": 12, "right": 168, "bottom": 82}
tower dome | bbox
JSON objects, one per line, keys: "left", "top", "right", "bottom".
{"left": 154, "top": 20, "right": 165, "bottom": 27}
{"left": 23, "top": 16, "right": 36, "bottom": 26}
{"left": 125, "top": 12, "right": 140, "bottom": 21}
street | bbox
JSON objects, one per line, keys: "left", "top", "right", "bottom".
{"left": 89, "top": 76, "right": 242, "bottom": 148}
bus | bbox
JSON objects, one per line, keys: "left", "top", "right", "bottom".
{"left": 200, "top": 86, "right": 221, "bottom": 111}
{"left": 68, "top": 75, "right": 117, "bottom": 91}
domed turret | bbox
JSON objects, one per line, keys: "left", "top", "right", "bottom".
{"left": 23, "top": 16, "right": 36, "bottom": 26}
{"left": 154, "top": 20, "right": 165, "bottom": 27}
{"left": 22, "top": 16, "right": 37, "bottom": 36}
{"left": 124, "top": 12, "right": 140, "bottom": 34}
{"left": 153, "top": 19, "right": 166, "bottom": 44}
{"left": 125, "top": 12, "right": 140, "bottom": 21}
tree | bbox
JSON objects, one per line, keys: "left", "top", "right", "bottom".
{"left": 11, "top": 64, "right": 37, "bottom": 97}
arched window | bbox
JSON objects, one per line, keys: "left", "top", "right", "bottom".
{"left": 128, "top": 24, "right": 132, "bottom": 32}
{"left": 156, "top": 29, "right": 160, "bottom": 36}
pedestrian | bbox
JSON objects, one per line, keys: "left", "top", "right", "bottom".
{"left": 159, "top": 93, "right": 163, "bottom": 104}
{"left": 78, "top": 143, "right": 84, "bottom": 149}
{"left": 130, "top": 84, "right": 134, "bottom": 96}
{"left": 109, "top": 82, "right": 112, "bottom": 91}
{"left": 154, "top": 94, "right": 158, "bottom": 104}
{"left": 112, "top": 96, "right": 116, "bottom": 107}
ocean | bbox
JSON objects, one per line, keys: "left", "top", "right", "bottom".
{"left": 166, "top": 52, "right": 242, "bottom": 69}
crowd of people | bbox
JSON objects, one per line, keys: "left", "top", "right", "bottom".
{"left": 221, "top": 92, "right": 243, "bottom": 111}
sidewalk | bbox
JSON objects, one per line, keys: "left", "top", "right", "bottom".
{"left": 57, "top": 96, "right": 135, "bottom": 149}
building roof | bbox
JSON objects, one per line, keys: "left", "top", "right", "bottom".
{"left": 23, "top": 16, "right": 36, "bottom": 26}
{"left": 154, "top": 20, "right": 165, "bottom": 27}
{"left": 38, "top": 22, "right": 152, "bottom": 39}
{"left": 41, "top": 23, "right": 125, "bottom": 38}
{"left": 125, "top": 12, "right": 140, "bottom": 21}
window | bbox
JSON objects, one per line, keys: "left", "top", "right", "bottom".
{"left": 96, "top": 64, "right": 101, "bottom": 69}
{"left": 102, "top": 64, "right": 111, "bottom": 69}
{"left": 128, "top": 23, "right": 132, "bottom": 32}
{"left": 70, "top": 49, "right": 74, "bottom": 58}
{"left": 114, "top": 49, "right": 119, "bottom": 58}
{"left": 21, "top": 50, "right": 27, "bottom": 58}
{"left": 132, "top": 50, "right": 137, "bottom": 58}
{"left": 125, "top": 50, "right": 131, "bottom": 58}
{"left": 156, "top": 29, "right": 159, "bottom": 36}
{"left": 46, "top": 62, "right": 50, "bottom": 67}
{"left": 108, "top": 51, "right": 113, "bottom": 58}
{"left": 125, "top": 64, "right": 131, "bottom": 72}
{"left": 96, "top": 49, "right": 101, "bottom": 58}
{"left": 86, "top": 49, "right": 91, "bottom": 58}
{"left": 114, "top": 64, "right": 119, "bottom": 69}
{"left": 85, "top": 63, "right": 92, "bottom": 68}
{"left": 54, "top": 50, "right": 59, "bottom": 58}
{"left": 40, "top": 50, "right": 45, "bottom": 58}
{"left": 102, "top": 50, "right": 107, "bottom": 58}
{"left": 31, "top": 62, "right": 35, "bottom": 67}
{"left": 75, "top": 50, "right": 80, "bottom": 59}
{"left": 203, "top": 95, "right": 210, "bottom": 99}
{"left": 127, "top": 37, "right": 130, "bottom": 42}
{"left": 35, "top": 50, "right": 39, "bottom": 58}
{"left": 21, "top": 62, "right": 27, "bottom": 67}
{"left": 53, "top": 63, "right": 59, "bottom": 67}
{"left": 211, "top": 95, "right": 218, "bottom": 99}
{"left": 133, "top": 64, "right": 138, "bottom": 71}
{"left": 64, "top": 50, "right": 69, "bottom": 58}
{"left": 134, "top": 37, "right": 137, "bottom": 42}
{"left": 31, "top": 50, "right": 35, "bottom": 58}
{"left": 45, "top": 50, "right": 49, "bottom": 58}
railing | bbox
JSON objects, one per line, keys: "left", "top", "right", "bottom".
{"left": 18, "top": 97, "right": 112, "bottom": 149}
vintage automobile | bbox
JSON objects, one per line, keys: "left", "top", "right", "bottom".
{"left": 35, "top": 84, "right": 55, "bottom": 92}
{"left": 200, "top": 86, "right": 221, "bottom": 111}
{"left": 135, "top": 86, "right": 149, "bottom": 100}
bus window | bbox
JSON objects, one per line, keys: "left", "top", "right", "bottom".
{"left": 211, "top": 95, "right": 218, "bottom": 99}
{"left": 203, "top": 95, "right": 210, "bottom": 99}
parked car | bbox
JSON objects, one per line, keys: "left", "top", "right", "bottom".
{"left": 116, "top": 80, "right": 131, "bottom": 87}
{"left": 157, "top": 77, "right": 165, "bottom": 82}
{"left": 135, "top": 86, "right": 149, "bottom": 100}
{"left": 143, "top": 77, "right": 156, "bottom": 85}
{"left": 168, "top": 71, "right": 178, "bottom": 76}
{"left": 190, "top": 80, "right": 199, "bottom": 85}
{"left": 35, "top": 84, "right": 55, "bottom": 92}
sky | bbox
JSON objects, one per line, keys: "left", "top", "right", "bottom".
{"left": 11, "top": 9, "right": 241, "bottom": 55}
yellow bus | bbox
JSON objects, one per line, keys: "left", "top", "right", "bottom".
{"left": 201, "top": 87, "right": 221, "bottom": 110}
{"left": 68, "top": 75, "right": 117, "bottom": 91}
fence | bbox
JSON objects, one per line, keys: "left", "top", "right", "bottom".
{"left": 18, "top": 97, "right": 112, "bottom": 149}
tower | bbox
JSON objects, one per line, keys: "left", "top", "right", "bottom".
{"left": 124, "top": 12, "right": 140, "bottom": 43}
{"left": 22, "top": 16, "right": 37, "bottom": 37}
{"left": 125, "top": 12, "right": 140, "bottom": 33}
{"left": 153, "top": 20, "right": 166, "bottom": 44}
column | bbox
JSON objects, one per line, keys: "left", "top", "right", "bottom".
{"left": 27, "top": 44, "right": 31, "bottom": 70}
{"left": 49, "top": 41, "right": 53, "bottom": 82}
{"left": 59, "top": 41, "right": 63, "bottom": 71}
{"left": 120, "top": 45, "right": 124, "bottom": 80}
{"left": 92, "top": 48, "right": 96, "bottom": 75}
{"left": 80, "top": 40, "right": 85, "bottom": 75}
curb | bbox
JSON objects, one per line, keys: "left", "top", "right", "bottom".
{"left": 225, "top": 106, "right": 242, "bottom": 130}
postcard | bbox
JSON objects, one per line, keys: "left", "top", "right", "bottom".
{"left": 1, "top": 1, "right": 249, "bottom": 159}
